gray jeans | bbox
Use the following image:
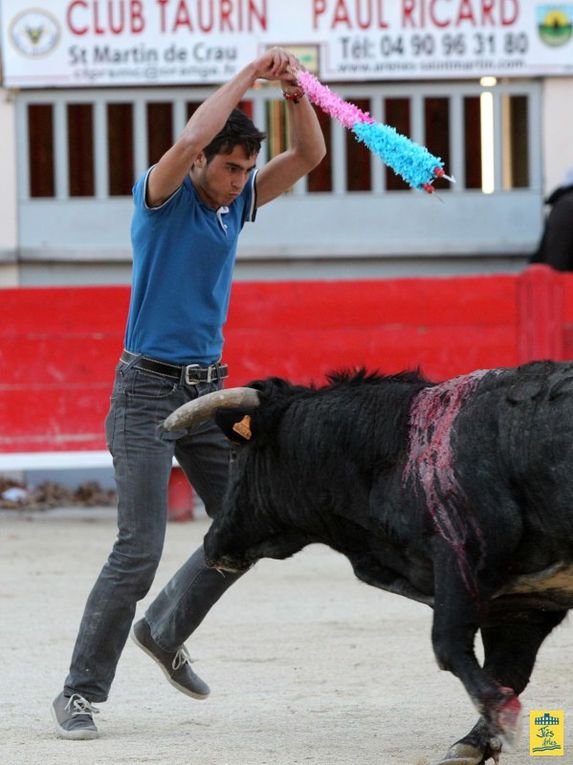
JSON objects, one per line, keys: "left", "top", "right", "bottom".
{"left": 64, "top": 355, "right": 243, "bottom": 702}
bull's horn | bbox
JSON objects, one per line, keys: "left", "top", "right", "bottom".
{"left": 162, "top": 387, "right": 261, "bottom": 431}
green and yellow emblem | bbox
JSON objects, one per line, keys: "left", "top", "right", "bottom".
{"left": 537, "top": 6, "right": 573, "bottom": 46}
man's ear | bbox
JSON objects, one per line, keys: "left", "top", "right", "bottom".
{"left": 214, "top": 409, "right": 254, "bottom": 446}
{"left": 194, "top": 151, "right": 206, "bottom": 169}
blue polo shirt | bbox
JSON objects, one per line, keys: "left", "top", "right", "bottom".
{"left": 124, "top": 167, "right": 257, "bottom": 365}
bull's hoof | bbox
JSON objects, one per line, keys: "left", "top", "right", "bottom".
{"left": 432, "top": 741, "right": 485, "bottom": 765}
{"left": 433, "top": 735, "right": 503, "bottom": 765}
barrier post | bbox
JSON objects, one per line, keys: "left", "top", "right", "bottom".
{"left": 167, "top": 467, "right": 194, "bottom": 522}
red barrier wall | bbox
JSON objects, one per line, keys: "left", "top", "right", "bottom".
{"left": 1, "top": 265, "right": 572, "bottom": 453}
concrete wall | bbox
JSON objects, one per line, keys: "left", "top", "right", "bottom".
{"left": 2, "top": 76, "right": 573, "bottom": 285}
{"left": 0, "top": 89, "right": 18, "bottom": 286}
{"left": 542, "top": 77, "right": 573, "bottom": 196}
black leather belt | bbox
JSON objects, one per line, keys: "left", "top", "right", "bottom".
{"left": 120, "top": 349, "right": 228, "bottom": 384}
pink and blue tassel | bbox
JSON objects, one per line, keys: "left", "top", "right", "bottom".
{"left": 296, "top": 70, "right": 447, "bottom": 194}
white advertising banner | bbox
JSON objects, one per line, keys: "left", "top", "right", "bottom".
{"left": 1, "top": 0, "right": 573, "bottom": 88}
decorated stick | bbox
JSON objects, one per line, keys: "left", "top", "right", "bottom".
{"left": 296, "top": 70, "right": 449, "bottom": 194}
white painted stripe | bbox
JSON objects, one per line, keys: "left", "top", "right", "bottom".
{"left": 0, "top": 452, "right": 180, "bottom": 471}
{"left": 247, "top": 169, "right": 258, "bottom": 222}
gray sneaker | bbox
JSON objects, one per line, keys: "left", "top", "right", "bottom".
{"left": 131, "top": 618, "right": 210, "bottom": 700}
{"left": 51, "top": 691, "right": 99, "bottom": 740}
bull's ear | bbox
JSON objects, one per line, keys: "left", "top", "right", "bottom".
{"left": 214, "top": 409, "right": 255, "bottom": 446}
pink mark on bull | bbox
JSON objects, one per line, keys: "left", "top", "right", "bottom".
{"left": 497, "top": 690, "right": 522, "bottom": 742}
{"left": 403, "top": 370, "right": 493, "bottom": 595}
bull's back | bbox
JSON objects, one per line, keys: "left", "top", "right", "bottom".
{"left": 452, "top": 363, "right": 573, "bottom": 581}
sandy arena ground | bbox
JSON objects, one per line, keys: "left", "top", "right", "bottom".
{"left": 1, "top": 507, "right": 572, "bottom": 765}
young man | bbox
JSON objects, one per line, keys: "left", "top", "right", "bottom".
{"left": 52, "top": 47, "right": 326, "bottom": 739}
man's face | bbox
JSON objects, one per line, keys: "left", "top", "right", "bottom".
{"left": 193, "top": 145, "right": 258, "bottom": 208}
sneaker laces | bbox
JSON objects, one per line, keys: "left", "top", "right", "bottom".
{"left": 66, "top": 693, "right": 100, "bottom": 717}
{"left": 172, "top": 644, "right": 194, "bottom": 671}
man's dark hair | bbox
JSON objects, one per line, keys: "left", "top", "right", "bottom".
{"left": 203, "top": 108, "right": 266, "bottom": 162}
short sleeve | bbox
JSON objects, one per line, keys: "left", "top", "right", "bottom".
{"left": 242, "top": 169, "right": 258, "bottom": 224}
{"left": 132, "top": 166, "right": 183, "bottom": 215}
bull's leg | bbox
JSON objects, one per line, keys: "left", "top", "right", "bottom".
{"left": 430, "top": 551, "right": 520, "bottom": 746}
{"left": 481, "top": 610, "right": 567, "bottom": 695}
{"left": 436, "top": 610, "right": 567, "bottom": 765}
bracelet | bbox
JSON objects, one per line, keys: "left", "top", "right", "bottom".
{"left": 282, "top": 90, "right": 302, "bottom": 104}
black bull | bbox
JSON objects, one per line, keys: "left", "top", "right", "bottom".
{"left": 163, "top": 360, "right": 573, "bottom": 765}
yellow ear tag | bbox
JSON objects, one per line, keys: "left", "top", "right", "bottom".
{"left": 232, "top": 415, "right": 252, "bottom": 440}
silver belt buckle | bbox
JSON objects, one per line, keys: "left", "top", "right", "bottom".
{"left": 184, "top": 364, "right": 201, "bottom": 385}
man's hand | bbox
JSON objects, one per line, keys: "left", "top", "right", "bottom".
{"left": 253, "top": 47, "right": 299, "bottom": 85}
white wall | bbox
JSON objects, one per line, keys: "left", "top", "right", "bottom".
{"left": 0, "top": 88, "right": 18, "bottom": 285}
{"left": 542, "top": 77, "right": 573, "bottom": 196}
{"left": 2, "top": 76, "right": 571, "bottom": 285}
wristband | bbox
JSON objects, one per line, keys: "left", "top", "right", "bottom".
{"left": 282, "top": 90, "right": 302, "bottom": 104}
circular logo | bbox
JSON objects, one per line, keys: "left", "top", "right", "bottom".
{"left": 10, "top": 9, "right": 61, "bottom": 57}
{"left": 538, "top": 9, "right": 573, "bottom": 47}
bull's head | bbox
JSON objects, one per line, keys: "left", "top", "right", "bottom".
{"left": 162, "top": 381, "right": 316, "bottom": 573}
